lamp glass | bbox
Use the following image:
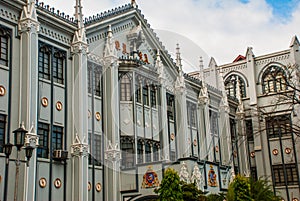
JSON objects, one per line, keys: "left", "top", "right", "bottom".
{"left": 13, "top": 126, "right": 27, "bottom": 150}
{"left": 25, "top": 146, "right": 34, "bottom": 160}
{"left": 3, "top": 143, "right": 13, "bottom": 157}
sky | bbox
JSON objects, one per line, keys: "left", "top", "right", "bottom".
{"left": 41, "top": 0, "right": 300, "bottom": 72}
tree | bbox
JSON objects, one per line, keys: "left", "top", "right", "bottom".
{"left": 154, "top": 168, "right": 183, "bottom": 201}
{"left": 181, "top": 181, "right": 205, "bottom": 201}
{"left": 226, "top": 175, "right": 280, "bottom": 201}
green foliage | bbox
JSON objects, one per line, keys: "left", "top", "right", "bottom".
{"left": 154, "top": 168, "right": 183, "bottom": 201}
{"left": 226, "top": 175, "right": 281, "bottom": 201}
{"left": 181, "top": 182, "right": 203, "bottom": 201}
{"left": 250, "top": 177, "right": 281, "bottom": 201}
{"left": 206, "top": 193, "right": 226, "bottom": 201}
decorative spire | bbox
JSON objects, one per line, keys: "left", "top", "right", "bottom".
{"left": 74, "top": 0, "right": 84, "bottom": 30}
{"left": 131, "top": 0, "right": 137, "bottom": 8}
{"left": 219, "top": 70, "right": 229, "bottom": 110}
{"left": 72, "top": 0, "right": 87, "bottom": 44}
{"left": 199, "top": 56, "right": 204, "bottom": 81}
{"left": 176, "top": 43, "right": 182, "bottom": 69}
{"left": 103, "top": 25, "right": 117, "bottom": 58}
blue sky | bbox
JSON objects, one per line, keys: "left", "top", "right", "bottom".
{"left": 41, "top": 0, "right": 300, "bottom": 71}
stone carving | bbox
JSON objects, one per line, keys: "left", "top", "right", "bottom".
{"left": 179, "top": 162, "right": 190, "bottom": 183}
{"left": 104, "top": 141, "right": 121, "bottom": 162}
{"left": 71, "top": 135, "right": 89, "bottom": 157}
{"left": 191, "top": 165, "right": 204, "bottom": 191}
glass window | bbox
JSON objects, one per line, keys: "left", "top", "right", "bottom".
{"left": 246, "top": 119, "right": 254, "bottom": 141}
{"left": 135, "top": 84, "right": 141, "bottom": 103}
{"left": 52, "top": 125, "right": 63, "bottom": 150}
{"left": 266, "top": 115, "right": 292, "bottom": 138}
{"left": 150, "top": 86, "right": 156, "bottom": 107}
{"left": 285, "top": 164, "right": 298, "bottom": 185}
{"left": 88, "top": 133, "right": 101, "bottom": 166}
{"left": 225, "top": 75, "right": 246, "bottom": 98}
{"left": 137, "top": 140, "right": 144, "bottom": 164}
{"left": 167, "top": 93, "right": 174, "bottom": 120}
{"left": 53, "top": 52, "right": 64, "bottom": 84}
{"left": 250, "top": 167, "right": 257, "bottom": 182}
{"left": 142, "top": 86, "right": 149, "bottom": 106}
{"left": 38, "top": 46, "right": 50, "bottom": 80}
{"left": 272, "top": 164, "right": 298, "bottom": 186}
{"left": 121, "top": 137, "right": 134, "bottom": 168}
{"left": 37, "top": 122, "right": 49, "bottom": 158}
{"left": 145, "top": 142, "right": 151, "bottom": 163}
{"left": 120, "top": 74, "right": 131, "bottom": 101}
{"left": 262, "top": 66, "right": 287, "bottom": 94}
{"left": 0, "top": 114, "right": 6, "bottom": 153}
{"left": 87, "top": 62, "right": 101, "bottom": 96}
{"left": 0, "top": 29, "right": 9, "bottom": 66}
{"left": 153, "top": 142, "right": 160, "bottom": 162}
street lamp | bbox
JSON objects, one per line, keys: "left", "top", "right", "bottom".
{"left": 2, "top": 124, "right": 35, "bottom": 201}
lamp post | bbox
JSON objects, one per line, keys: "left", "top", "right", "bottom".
{"left": 2, "top": 124, "right": 35, "bottom": 201}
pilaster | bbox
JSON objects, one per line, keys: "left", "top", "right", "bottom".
{"left": 17, "top": 1, "right": 40, "bottom": 200}
{"left": 102, "top": 25, "right": 121, "bottom": 201}
{"left": 70, "top": 1, "right": 89, "bottom": 200}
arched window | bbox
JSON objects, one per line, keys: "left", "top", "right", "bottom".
{"left": 225, "top": 74, "right": 246, "bottom": 98}
{"left": 120, "top": 74, "right": 132, "bottom": 101}
{"left": 262, "top": 66, "right": 287, "bottom": 94}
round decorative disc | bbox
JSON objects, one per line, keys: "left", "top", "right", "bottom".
{"left": 41, "top": 97, "right": 49, "bottom": 107}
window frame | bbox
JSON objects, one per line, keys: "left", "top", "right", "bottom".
{"left": 0, "top": 114, "right": 6, "bottom": 153}
{"left": 262, "top": 66, "right": 287, "bottom": 94}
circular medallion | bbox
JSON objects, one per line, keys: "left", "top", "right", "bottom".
{"left": 193, "top": 139, "right": 197, "bottom": 146}
{"left": 285, "top": 148, "right": 292, "bottom": 154}
{"left": 0, "top": 85, "right": 6, "bottom": 96}
{"left": 88, "top": 182, "right": 91, "bottom": 191}
{"left": 95, "top": 112, "right": 101, "bottom": 121}
{"left": 95, "top": 183, "right": 102, "bottom": 192}
{"left": 170, "top": 133, "right": 175, "bottom": 141}
{"left": 250, "top": 151, "right": 255, "bottom": 158}
{"left": 56, "top": 101, "right": 63, "bottom": 111}
{"left": 233, "top": 151, "right": 237, "bottom": 158}
{"left": 292, "top": 198, "right": 299, "bottom": 201}
{"left": 215, "top": 145, "right": 219, "bottom": 153}
{"left": 88, "top": 110, "right": 91, "bottom": 119}
{"left": 41, "top": 97, "right": 49, "bottom": 107}
{"left": 54, "top": 178, "right": 62, "bottom": 189}
{"left": 272, "top": 149, "right": 279, "bottom": 155}
{"left": 39, "top": 178, "right": 47, "bottom": 188}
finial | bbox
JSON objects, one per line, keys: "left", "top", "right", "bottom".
{"left": 74, "top": 0, "right": 84, "bottom": 29}
{"left": 199, "top": 56, "right": 204, "bottom": 81}
{"left": 131, "top": 0, "right": 137, "bottom": 8}
{"left": 176, "top": 43, "right": 182, "bottom": 69}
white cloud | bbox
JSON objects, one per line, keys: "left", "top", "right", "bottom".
{"left": 41, "top": 0, "right": 300, "bottom": 72}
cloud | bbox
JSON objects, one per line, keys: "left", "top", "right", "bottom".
{"left": 41, "top": 0, "right": 300, "bottom": 72}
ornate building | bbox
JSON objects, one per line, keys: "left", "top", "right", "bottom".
{"left": 197, "top": 36, "right": 300, "bottom": 201}
{"left": 0, "top": 0, "right": 298, "bottom": 201}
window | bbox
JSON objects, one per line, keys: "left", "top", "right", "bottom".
{"left": 170, "top": 151, "right": 176, "bottom": 161}
{"left": 38, "top": 43, "right": 66, "bottom": 84}
{"left": 0, "top": 114, "right": 6, "bottom": 153}
{"left": 262, "top": 66, "right": 287, "bottom": 94}
{"left": 0, "top": 28, "right": 10, "bottom": 66}
{"left": 153, "top": 142, "right": 160, "bottom": 162}
{"left": 285, "top": 164, "right": 298, "bottom": 185}
{"left": 273, "top": 164, "right": 298, "bottom": 186}
{"left": 187, "top": 103, "right": 197, "bottom": 128}
{"left": 137, "top": 140, "right": 144, "bottom": 164}
{"left": 121, "top": 137, "right": 134, "bottom": 168}
{"left": 167, "top": 93, "right": 175, "bottom": 120}
{"left": 135, "top": 84, "right": 141, "bottom": 103}
{"left": 266, "top": 115, "right": 292, "bottom": 138}
{"left": 150, "top": 86, "right": 156, "bottom": 107}
{"left": 246, "top": 119, "right": 254, "bottom": 141}
{"left": 88, "top": 133, "right": 101, "bottom": 166}
{"left": 145, "top": 141, "right": 152, "bottom": 163}
{"left": 225, "top": 75, "right": 246, "bottom": 98}
{"left": 38, "top": 46, "right": 50, "bottom": 80}
{"left": 120, "top": 74, "right": 131, "bottom": 101}
{"left": 250, "top": 167, "right": 258, "bottom": 182}
{"left": 52, "top": 125, "right": 63, "bottom": 150}
{"left": 53, "top": 52, "right": 64, "bottom": 84}
{"left": 230, "top": 118, "right": 236, "bottom": 141}
{"left": 88, "top": 62, "right": 102, "bottom": 96}
{"left": 142, "top": 86, "right": 149, "bottom": 106}
{"left": 37, "top": 122, "right": 49, "bottom": 158}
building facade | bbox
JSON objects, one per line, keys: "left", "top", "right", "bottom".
{"left": 200, "top": 37, "right": 300, "bottom": 201}
{"left": 0, "top": 0, "right": 298, "bottom": 201}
